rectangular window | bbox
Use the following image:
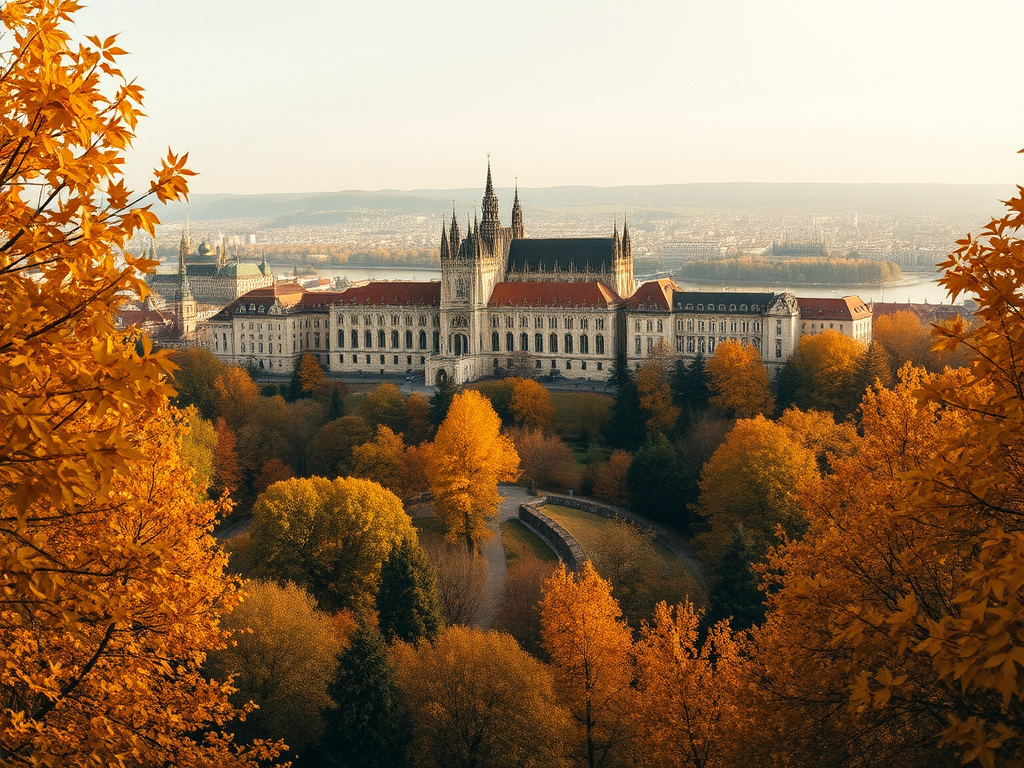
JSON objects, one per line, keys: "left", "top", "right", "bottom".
{"left": 776, "top": 339, "right": 783, "bottom": 358}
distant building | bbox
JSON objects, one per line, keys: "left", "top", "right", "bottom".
{"left": 147, "top": 229, "right": 274, "bottom": 306}
{"left": 658, "top": 241, "right": 723, "bottom": 261}
{"left": 798, "top": 296, "right": 872, "bottom": 343}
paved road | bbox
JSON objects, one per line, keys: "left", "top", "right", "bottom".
{"left": 476, "top": 484, "right": 533, "bottom": 629}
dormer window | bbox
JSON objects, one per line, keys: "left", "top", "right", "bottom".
{"left": 238, "top": 306, "right": 245, "bottom": 314}
{"left": 685, "top": 303, "right": 693, "bottom": 310}
{"left": 740, "top": 304, "right": 747, "bottom": 311}
{"left": 249, "top": 303, "right": 256, "bottom": 312}
{"left": 718, "top": 304, "right": 726, "bottom": 311}
{"left": 696, "top": 304, "right": 703, "bottom": 311}
{"left": 729, "top": 304, "right": 736, "bottom": 311}
{"left": 258, "top": 305, "right": 265, "bottom": 314}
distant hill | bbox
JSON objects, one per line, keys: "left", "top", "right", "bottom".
{"left": 157, "top": 182, "right": 1014, "bottom": 222}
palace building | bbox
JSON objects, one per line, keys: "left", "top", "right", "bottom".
{"left": 196, "top": 163, "right": 851, "bottom": 383}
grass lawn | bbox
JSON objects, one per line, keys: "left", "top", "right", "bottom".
{"left": 500, "top": 518, "right": 558, "bottom": 565}
{"left": 541, "top": 504, "right": 707, "bottom": 608}
{"left": 550, "top": 391, "right": 612, "bottom": 449}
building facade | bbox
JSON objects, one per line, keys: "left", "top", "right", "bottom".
{"left": 798, "top": 296, "right": 872, "bottom": 343}
{"left": 197, "top": 164, "right": 813, "bottom": 382}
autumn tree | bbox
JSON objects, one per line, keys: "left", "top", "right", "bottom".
{"left": 636, "top": 352, "right": 681, "bottom": 434}
{"left": 776, "top": 330, "right": 867, "bottom": 417}
{"left": 590, "top": 517, "right": 663, "bottom": 625}
{"left": 705, "top": 340, "right": 774, "bottom": 418}
{"left": 423, "top": 539, "right": 489, "bottom": 626}
{"left": 492, "top": 557, "right": 557, "bottom": 658}
{"left": 250, "top": 476, "right": 415, "bottom": 611}
{"left": 427, "top": 390, "right": 520, "bottom": 553}
{"left": 591, "top": 450, "right": 632, "bottom": 506}
{"left": 476, "top": 378, "right": 517, "bottom": 425}
{"left": 206, "top": 580, "right": 344, "bottom": 757}
{"left": 214, "top": 365, "right": 261, "bottom": 431}
{"left": 693, "top": 415, "right": 818, "bottom": 574}
{"left": 323, "top": 622, "right": 414, "bottom": 768}
{"left": 352, "top": 425, "right": 409, "bottom": 498}
{"left": 181, "top": 409, "right": 217, "bottom": 490}
{"left": 0, "top": 4, "right": 279, "bottom": 764}
{"left": 394, "top": 626, "right": 571, "bottom": 768}
{"left": 212, "top": 416, "right": 241, "bottom": 498}
{"left": 634, "top": 602, "right": 746, "bottom": 768}
{"left": 508, "top": 428, "right": 580, "bottom": 492}
{"left": 873, "top": 310, "right": 939, "bottom": 373}
{"left": 307, "top": 415, "right": 374, "bottom": 478}
{"left": 403, "top": 391, "right": 433, "bottom": 445}
{"left": 172, "top": 347, "right": 226, "bottom": 419}
{"left": 377, "top": 538, "right": 444, "bottom": 643}
{"left": 541, "top": 562, "right": 637, "bottom": 768}
{"left": 360, "top": 382, "right": 408, "bottom": 433}
{"left": 511, "top": 377, "right": 556, "bottom": 432}
{"left": 289, "top": 352, "right": 326, "bottom": 401}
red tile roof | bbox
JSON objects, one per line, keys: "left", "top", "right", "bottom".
{"left": 209, "top": 283, "right": 307, "bottom": 320}
{"left": 333, "top": 281, "right": 441, "bottom": 307}
{"left": 623, "top": 279, "right": 679, "bottom": 311}
{"left": 488, "top": 281, "right": 620, "bottom": 308}
{"left": 798, "top": 296, "right": 871, "bottom": 322}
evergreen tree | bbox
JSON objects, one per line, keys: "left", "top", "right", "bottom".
{"left": 625, "top": 434, "right": 694, "bottom": 529}
{"left": 607, "top": 350, "right": 633, "bottom": 390}
{"left": 604, "top": 377, "right": 646, "bottom": 451}
{"left": 428, "top": 376, "right": 460, "bottom": 427}
{"left": 706, "top": 524, "right": 765, "bottom": 631}
{"left": 323, "top": 623, "right": 413, "bottom": 768}
{"left": 328, "top": 387, "right": 346, "bottom": 420}
{"left": 847, "top": 340, "right": 893, "bottom": 414}
{"left": 287, "top": 357, "right": 304, "bottom": 402}
{"left": 672, "top": 353, "right": 712, "bottom": 429}
{"left": 376, "top": 538, "right": 444, "bottom": 643}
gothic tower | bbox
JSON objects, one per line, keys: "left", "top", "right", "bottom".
{"left": 614, "top": 216, "right": 635, "bottom": 298}
{"left": 173, "top": 228, "right": 197, "bottom": 337}
{"left": 511, "top": 179, "right": 524, "bottom": 239}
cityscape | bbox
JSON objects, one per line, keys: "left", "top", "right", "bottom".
{"left": 3, "top": 2, "right": 1024, "bottom": 768}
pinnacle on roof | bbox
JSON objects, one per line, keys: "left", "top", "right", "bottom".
{"left": 484, "top": 157, "right": 495, "bottom": 198}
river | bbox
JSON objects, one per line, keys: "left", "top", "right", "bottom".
{"left": 159, "top": 262, "right": 963, "bottom": 306}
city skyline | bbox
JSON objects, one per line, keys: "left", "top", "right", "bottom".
{"left": 76, "top": 1, "right": 1024, "bottom": 195}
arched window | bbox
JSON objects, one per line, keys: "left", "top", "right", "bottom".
{"left": 405, "top": 330, "right": 413, "bottom": 349}
{"left": 520, "top": 332, "right": 528, "bottom": 351}
{"left": 419, "top": 330, "right": 427, "bottom": 350}
{"left": 506, "top": 332, "right": 514, "bottom": 352}
{"left": 351, "top": 329, "right": 359, "bottom": 348}
{"left": 535, "top": 333, "right": 543, "bottom": 352}
{"left": 595, "top": 334, "right": 605, "bottom": 355}
{"left": 564, "top": 334, "right": 573, "bottom": 354}
{"left": 549, "top": 334, "right": 558, "bottom": 353}
{"left": 377, "top": 329, "right": 386, "bottom": 347}
{"left": 337, "top": 330, "right": 345, "bottom": 349}
{"left": 491, "top": 331, "right": 500, "bottom": 352}
{"left": 580, "top": 334, "right": 589, "bottom": 354}
{"left": 364, "top": 329, "right": 372, "bottom": 347}
{"left": 432, "top": 331, "right": 440, "bottom": 353}
{"left": 391, "top": 330, "right": 399, "bottom": 348}
{"left": 451, "top": 315, "right": 468, "bottom": 328}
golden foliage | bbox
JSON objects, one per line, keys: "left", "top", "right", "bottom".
{"left": 694, "top": 415, "right": 818, "bottom": 569}
{"left": 250, "top": 476, "right": 415, "bottom": 612}
{"left": 540, "top": 562, "right": 636, "bottom": 768}
{"left": 507, "top": 428, "right": 580, "bottom": 492}
{"left": 636, "top": 361, "right": 681, "bottom": 433}
{"left": 510, "top": 378, "right": 555, "bottom": 432}
{"left": 0, "top": 409, "right": 279, "bottom": 766}
{"left": 0, "top": 3, "right": 276, "bottom": 764}
{"left": 635, "top": 603, "right": 746, "bottom": 768}
{"left": 297, "top": 352, "right": 326, "bottom": 394}
{"left": 705, "top": 340, "right": 774, "bottom": 418}
{"left": 352, "top": 425, "right": 409, "bottom": 498}
{"left": 427, "top": 391, "right": 520, "bottom": 552}
{"left": 394, "top": 626, "right": 571, "bottom": 768}
{"left": 208, "top": 580, "right": 344, "bottom": 754}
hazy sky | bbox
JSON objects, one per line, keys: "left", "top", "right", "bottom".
{"left": 75, "top": 1, "right": 1024, "bottom": 194}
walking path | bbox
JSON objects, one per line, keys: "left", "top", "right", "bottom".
{"left": 476, "top": 484, "right": 533, "bottom": 629}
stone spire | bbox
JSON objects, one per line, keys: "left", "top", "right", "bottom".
{"left": 440, "top": 220, "right": 450, "bottom": 260}
{"left": 479, "top": 156, "right": 500, "bottom": 244}
{"left": 449, "top": 203, "right": 461, "bottom": 256}
{"left": 622, "top": 215, "right": 631, "bottom": 255}
{"left": 511, "top": 177, "right": 524, "bottom": 239}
